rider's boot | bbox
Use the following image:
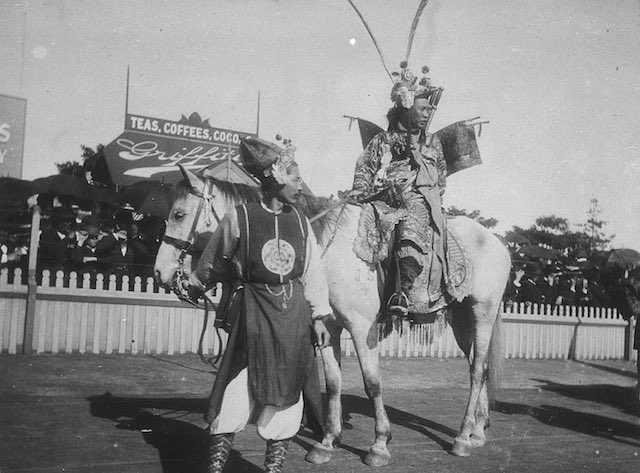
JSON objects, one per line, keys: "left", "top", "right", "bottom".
{"left": 207, "top": 432, "right": 234, "bottom": 473}
{"left": 387, "top": 256, "right": 423, "bottom": 316}
{"left": 264, "top": 438, "right": 290, "bottom": 473}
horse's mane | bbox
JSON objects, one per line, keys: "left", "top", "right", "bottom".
{"left": 297, "top": 193, "right": 354, "bottom": 245}
{"left": 174, "top": 179, "right": 351, "bottom": 244}
{"left": 173, "top": 177, "right": 263, "bottom": 205}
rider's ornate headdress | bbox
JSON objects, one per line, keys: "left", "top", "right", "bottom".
{"left": 390, "top": 62, "right": 436, "bottom": 109}
{"left": 240, "top": 136, "right": 297, "bottom": 185}
{"left": 348, "top": 0, "right": 441, "bottom": 111}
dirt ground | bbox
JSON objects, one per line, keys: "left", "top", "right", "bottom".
{"left": 1, "top": 354, "right": 639, "bottom": 473}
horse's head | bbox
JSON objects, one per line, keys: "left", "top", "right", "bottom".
{"left": 153, "top": 165, "right": 233, "bottom": 289}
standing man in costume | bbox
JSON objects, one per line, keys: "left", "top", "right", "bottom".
{"left": 351, "top": 62, "right": 447, "bottom": 317}
{"left": 187, "top": 136, "right": 332, "bottom": 473}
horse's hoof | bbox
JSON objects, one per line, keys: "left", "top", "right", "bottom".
{"left": 469, "top": 434, "right": 486, "bottom": 448}
{"left": 305, "top": 445, "right": 332, "bottom": 464}
{"left": 364, "top": 449, "right": 391, "bottom": 467}
{"left": 450, "top": 439, "right": 473, "bottom": 457}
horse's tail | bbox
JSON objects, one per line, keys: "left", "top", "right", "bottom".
{"left": 486, "top": 310, "right": 505, "bottom": 398}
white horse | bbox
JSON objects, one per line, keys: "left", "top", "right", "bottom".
{"left": 154, "top": 167, "right": 511, "bottom": 466}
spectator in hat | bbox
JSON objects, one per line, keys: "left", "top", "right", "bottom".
{"left": 97, "top": 220, "right": 136, "bottom": 283}
{"left": 557, "top": 275, "right": 580, "bottom": 306}
{"left": 71, "top": 215, "right": 104, "bottom": 286}
{"left": 513, "top": 263, "right": 543, "bottom": 305}
{"left": 538, "top": 271, "right": 561, "bottom": 307}
{"left": 38, "top": 206, "right": 77, "bottom": 276}
{"left": 128, "top": 222, "right": 150, "bottom": 277}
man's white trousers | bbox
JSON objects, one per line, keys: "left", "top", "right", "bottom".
{"left": 209, "top": 367, "right": 303, "bottom": 440}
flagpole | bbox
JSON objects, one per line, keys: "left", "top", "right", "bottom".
{"left": 256, "top": 90, "right": 261, "bottom": 137}
{"left": 124, "top": 65, "right": 130, "bottom": 129}
{"left": 19, "top": 11, "right": 27, "bottom": 95}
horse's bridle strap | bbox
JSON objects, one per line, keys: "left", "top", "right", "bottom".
{"left": 162, "top": 234, "right": 197, "bottom": 254}
{"left": 163, "top": 179, "right": 220, "bottom": 263}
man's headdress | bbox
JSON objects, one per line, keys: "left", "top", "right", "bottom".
{"left": 240, "top": 136, "right": 297, "bottom": 185}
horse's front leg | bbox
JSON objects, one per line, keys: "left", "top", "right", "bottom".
{"left": 306, "top": 323, "right": 343, "bottom": 464}
{"left": 351, "top": 319, "right": 392, "bottom": 466}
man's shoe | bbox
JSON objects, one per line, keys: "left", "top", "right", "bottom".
{"left": 207, "top": 433, "right": 234, "bottom": 473}
{"left": 387, "top": 292, "right": 409, "bottom": 316}
{"left": 265, "top": 438, "right": 290, "bottom": 473}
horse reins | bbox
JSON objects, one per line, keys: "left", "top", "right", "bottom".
{"left": 163, "top": 181, "right": 349, "bottom": 366}
{"left": 162, "top": 178, "right": 224, "bottom": 366}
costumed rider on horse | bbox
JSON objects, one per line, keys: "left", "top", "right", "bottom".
{"left": 349, "top": 62, "right": 484, "bottom": 320}
{"left": 186, "top": 136, "right": 333, "bottom": 473}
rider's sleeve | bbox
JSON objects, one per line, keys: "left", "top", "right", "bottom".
{"left": 192, "top": 207, "right": 240, "bottom": 287}
{"left": 352, "top": 133, "right": 384, "bottom": 195}
{"left": 300, "top": 218, "right": 332, "bottom": 318}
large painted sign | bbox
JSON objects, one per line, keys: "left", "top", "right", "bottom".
{"left": 104, "top": 112, "right": 255, "bottom": 185}
{"left": 0, "top": 94, "right": 27, "bottom": 178}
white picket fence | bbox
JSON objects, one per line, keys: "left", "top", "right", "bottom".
{"left": 0, "top": 268, "right": 637, "bottom": 361}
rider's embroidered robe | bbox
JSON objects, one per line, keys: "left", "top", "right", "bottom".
{"left": 352, "top": 129, "right": 447, "bottom": 303}
{"left": 194, "top": 201, "right": 330, "bottom": 423}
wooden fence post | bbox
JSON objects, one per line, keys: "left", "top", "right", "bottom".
{"left": 23, "top": 205, "right": 40, "bottom": 355}
{"left": 627, "top": 318, "right": 636, "bottom": 362}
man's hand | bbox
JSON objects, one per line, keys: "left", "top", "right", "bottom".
{"left": 313, "top": 317, "right": 331, "bottom": 349}
{"left": 76, "top": 231, "right": 89, "bottom": 247}
{"left": 180, "top": 273, "right": 205, "bottom": 304}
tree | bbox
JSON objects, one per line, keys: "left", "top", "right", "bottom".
{"left": 81, "top": 144, "right": 104, "bottom": 163}
{"left": 55, "top": 161, "right": 83, "bottom": 176}
{"left": 80, "top": 144, "right": 112, "bottom": 188}
{"left": 55, "top": 144, "right": 105, "bottom": 178}
{"left": 581, "top": 197, "right": 614, "bottom": 256}
{"left": 446, "top": 205, "right": 498, "bottom": 229}
{"left": 535, "top": 215, "right": 569, "bottom": 235}
{"left": 506, "top": 215, "right": 589, "bottom": 261}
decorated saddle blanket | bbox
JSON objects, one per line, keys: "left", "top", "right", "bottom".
{"left": 353, "top": 202, "right": 472, "bottom": 315}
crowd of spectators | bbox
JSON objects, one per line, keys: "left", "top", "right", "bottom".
{"left": 1, "top": 204, "right": 165, "bottom": 289}
{"left": 1, "top": 204, "right": 638, "bottom": 309}
{"left": 503, "top": 262, "right": 612, "bottom": 309}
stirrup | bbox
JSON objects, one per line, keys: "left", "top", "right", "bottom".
{"left": 387, "top": 292, "right": 409, "bottom": 316}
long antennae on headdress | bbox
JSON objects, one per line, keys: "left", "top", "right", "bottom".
{"left": 405, "top": 0, "right": 430, "bottom": 62}
{"left": 347, "top": 0, "right": 394, "bottom": 83}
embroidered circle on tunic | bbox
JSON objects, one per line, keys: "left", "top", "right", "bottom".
{"left": 261, "top": 238, "right": 296, "bottom": 276}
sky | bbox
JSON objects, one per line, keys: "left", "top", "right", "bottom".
{"left": 1, "top": 0, "right": 640, "bottom": 248}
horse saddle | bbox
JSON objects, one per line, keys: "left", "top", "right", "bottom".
{"left": 353, "top": 202, "right": 473, "bottom": 318}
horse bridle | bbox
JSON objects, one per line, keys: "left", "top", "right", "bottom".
{"left": 162, "top": 179, "right": 221, "bottom": 305}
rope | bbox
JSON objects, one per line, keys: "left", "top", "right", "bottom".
{"left": 309, "top": 198, "right": 349, "bottom": 224}
{"left": 320, "top": 203, "right": 348, "bottom": 259}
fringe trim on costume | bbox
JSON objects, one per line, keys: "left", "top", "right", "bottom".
{"left": 377, "top": 307, "right": 449, "bottom": 343}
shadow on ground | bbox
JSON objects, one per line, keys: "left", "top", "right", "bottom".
{"left": 533, "top": 379, "right": 640, "bottom": 416}
{"left": 295, "top": 393, "right": 459, "bottom": 462}
{"left": 572, "top": 360, "right": 638, "bottom": 380}
{"left": 87, "top": 392, "right": 262, "bottom": 473}
{"left": 493, "top": 397, "right": 640, "bottom": 448}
